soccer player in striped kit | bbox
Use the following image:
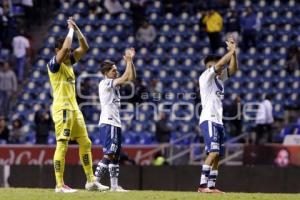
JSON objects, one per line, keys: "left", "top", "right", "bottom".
{"left": 95, "top": 48, "right": 136, "bottom": 192}
{"left": 198, "top": 37, "right": 238, "bottom": 193}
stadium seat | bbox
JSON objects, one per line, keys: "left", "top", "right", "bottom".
{"left": 9, "top": 0, "right": 300, "bottom": 144}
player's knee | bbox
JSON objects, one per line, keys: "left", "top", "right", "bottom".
{"left": 78, "top": 137, "right": 92, "bottom": 149}
{"left": 56, "top": 140, "right": 68, "bottom": 154}
{"left": 85, "top": 138, "right": 92, "bottom": 149}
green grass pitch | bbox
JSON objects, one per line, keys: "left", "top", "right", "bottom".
{"left": 0, "top": 188, "right": 299, "bottom": 200}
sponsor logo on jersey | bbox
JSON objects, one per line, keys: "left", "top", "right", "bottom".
{"left": 112, "top": 98, "right": 120, "bottom": 104}
{"left": 67, "top": 77, "right": 75, "bottom": 84}
{"left": 216, "top": 90, "right": 224, "bottom": 98}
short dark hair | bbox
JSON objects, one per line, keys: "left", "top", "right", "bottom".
{"left": 100, "top": 60, "right": 115, "bottom": 75}
{"left": 265, "top": 94, "right": 273, "bottom": 100}
{"left": 204, "top": 54, "right": 221, "bottom": 65}
{"left": 54, "top": 37, "right": 65, "bottom": 50}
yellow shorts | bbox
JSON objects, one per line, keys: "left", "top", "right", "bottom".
{"left": 52, "top": 109, "right": 88, "bottom": 141}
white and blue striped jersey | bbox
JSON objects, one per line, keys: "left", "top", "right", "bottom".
{"left": 199, "top": 66, "right": 229, "bottom": 125}
{"left": 98, "top": 78, "right": 122, "bottom": 128}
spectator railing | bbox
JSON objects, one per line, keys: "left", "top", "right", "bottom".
{"left": 189, "top": 132, "right": 250, "bottom": 165}
{"left": 136, "top": 133, "right": 195, "bottom": 165}
{"left": 137, "top": 132, "right": 250, "bottom": 165}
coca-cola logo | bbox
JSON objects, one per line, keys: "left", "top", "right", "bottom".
{"left": 0, "top": 146, "right": 157, "bottom": 165}
{"left": 0, "top": 150, "right": 53, "bottom": 165}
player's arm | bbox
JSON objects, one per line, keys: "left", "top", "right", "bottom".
{"left": 69, "top": 19, "right": 89, "bottom": 62}
{"left": 214, "top": 39, "right": 236, "bottom": 73}
{"left": 228, "top": 51, "right": 238, "bottom": 76}
{"left": 113, "top": 48, "right": 136, "bottom": 87}
{"left": 127, "top": 51, "right": 136, "bottom": 81}
{"left": 56, "top": 19, "right": 75, "bottom": 64}
{"left": 226, "top": 37, "right": 238, "bottom": 76}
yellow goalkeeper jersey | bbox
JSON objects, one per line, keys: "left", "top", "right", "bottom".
{"left": 47, "top": 55, "right": 79, "bottom": 112}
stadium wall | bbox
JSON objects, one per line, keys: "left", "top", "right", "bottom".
{"left": 4, "top": 165, "right": 300, "bottom": 193}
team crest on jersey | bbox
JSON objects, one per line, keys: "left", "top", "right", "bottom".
{"left": 63, "top": 129, "right": 70, "bottom": 136}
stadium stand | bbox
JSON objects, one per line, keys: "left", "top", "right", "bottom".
{"left": 2, "top": 0, "right": 300, "bottom": 145}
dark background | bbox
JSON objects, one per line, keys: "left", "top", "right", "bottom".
{"left": 2, "top": 165, "right": 300, "bottom": 193}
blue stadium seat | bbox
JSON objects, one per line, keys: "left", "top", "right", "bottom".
{"left": 123, "top": 131, "right": 139, "bottom": 145}
{"left": 10, "top": 0, "right": 300, "bottom": 144}
{"left": 139, "top": 132, "right": 155, "bottom": 145}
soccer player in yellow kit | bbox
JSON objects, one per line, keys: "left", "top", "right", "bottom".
{"left": 47, "top": 18, "right": 108, "bottom": 193}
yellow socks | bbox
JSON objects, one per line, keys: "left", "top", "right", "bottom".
{"left": 53, "top": 140, "right": 68, "bottom": 187}
{"left": 77, "top": 136, "right": 94, "bottom": 182}
{"left": 54, "top": 137, "right": 94, "bottom": 187}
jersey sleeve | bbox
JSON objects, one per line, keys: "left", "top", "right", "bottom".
{"left": 47, "top": 56, "right": 60, "bottom": 73}
{"left": 220, "top": 68, "right": 230, "bottom": 82}
{"left": 199, "top": 66, "right": 217, "bottom": 83}
{"left": 101, "top": 79, "right": 115, "bottom": 90}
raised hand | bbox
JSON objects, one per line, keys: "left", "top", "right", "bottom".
{"left": 226, "top": 36, "right": 236, "bottom": 52}
{"left": 67, "top": 16, "right": 78, "bottom": 30}
{"left": 227, "top": 36, "right": 235, "bottom": 43}
{"left": 123, "top": 48, "right": 135, "bottom": 61}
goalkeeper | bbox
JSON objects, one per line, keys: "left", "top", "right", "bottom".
{"left": 46, "top": 17, "right": 108, "bottom": 193}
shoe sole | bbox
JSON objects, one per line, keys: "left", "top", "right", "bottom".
{"left": 109, "top": 190, "right": 129, "bottom": 192}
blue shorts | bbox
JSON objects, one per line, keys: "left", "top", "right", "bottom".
{"left": 200, "top": 120, "right": 225, "bottom": 156}
{"left": 99, "top": 124, "right": 122, "bottom": 156}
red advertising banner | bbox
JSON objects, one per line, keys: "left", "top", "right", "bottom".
{"left": 244, "top": 145, "right": 300, "bottom": 167}
{"left": 0, "top": 145, "right": 158, "bottom": 165}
